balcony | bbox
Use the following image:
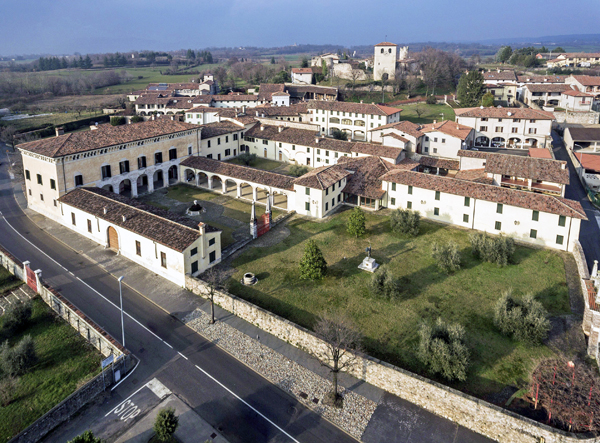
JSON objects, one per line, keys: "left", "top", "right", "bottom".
{"left": 531, "top": 182, "right": 561, "bottom": 195}
{"left": 500, "top": 177, "right": 528, "bottom": 190}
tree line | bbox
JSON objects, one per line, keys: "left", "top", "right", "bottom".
{"left": 37, "top": 55, "right": 93, "bottom": 71}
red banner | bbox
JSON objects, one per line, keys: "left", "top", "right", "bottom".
{"left": 26, "top": 266, "right": 37, "bottom": 292}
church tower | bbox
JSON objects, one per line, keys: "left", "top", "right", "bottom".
{"left": 374, "top": 42, "right": 397, "bottom": 81}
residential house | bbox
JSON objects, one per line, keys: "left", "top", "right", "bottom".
{"left": 418, "top": 120, "right": 475, "bottom": 158}
{"left": 291, "top": 68, "right": 315, "bottom": 85}
{"left": 521, "top": 84, "right": 570, "bottom": 107}
{"left": 482, "top": 70, "right": 518, "bottom": 85}
{"left": 369, "top": 120, "right": 425, "bottom": 154}
{"left": 547, "top": 53, "right": 600, "bottom": 68}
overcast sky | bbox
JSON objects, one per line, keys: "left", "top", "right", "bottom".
{"left": 1, "top": 0, "right": 599, "bottom": 56}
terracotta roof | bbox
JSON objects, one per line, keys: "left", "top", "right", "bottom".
{"left": 308, "top": 100, "right": 401, "bottom": 116}
{"left": 566, "top": 127, "right": 600, "bottom": 142}
{"left": 369, "top": 120, "right": 424, "bottom": 138}
{"left": 351, "top": 142, "right": 403, "bottom": 160}
{"left": 58, "top": 187, "right": 219, "bottom": 252}
{"left": 338, "top": 156, "right": 399, "bottom": 199}
{"left": 420, "top": 120, "right": 473, "bottom": 141}
{"left": 292, "top": 68, "right": 314, "bottom": 74}
{"left": 180, "top": 156, "right": 295, "bottom": 190}
{"left": 454, "top": 107, "right": 555, "bottom": 120}
{"left": 454, "top": 168, "right": 494, "bottom": 184}
{"left": 524, "top": 84, "right": 571, "bottom": 93}
{"left": 186, "top": 106, "right": 220, "bottom": 114}
{"left": 562, "top": 89, "right": 594, "bottom": 97}
{"left": 285, "top": 85, "right": 338, "bottom": 98}
{"left": 258, "top": 83, "right": 286, "bottom": 101}
{"left": 212, "top": 95, "right": 258, "bottom": 102}
{"left": 380, "top": 170, "right": 586, "bottom": 219}
{"left": 528, "top": 148, "right": 553, "bottom": 159}
{"left": 482, "top": 71, "right": 517, "bottom": 81}
{"left": 576, "top": 153, "right": 600, "bottom": 173}
{"left": 272, "top": 92, "right": 290, "bottom": 96}
{"left": 382, "top": 132, "right": 409, "bottom": 143}
{"left": 457, "top": 150, "right": 489, "bottom": 159}
{"left": 560, "top": 53, "right": 600, "bottom": 59}
{"left": 293, "top": 164, "right": 350, "bottom": 189}
{"left": 570, "top": 75, "right": 600, "bottom": 87}
{"left": 419, "top": 156, "right": 460, "bottom": 170}
{"left": 484, "top": 153, "right": 569, "bottom": 185}
{"left": 375, "top": 42, "right": 396, "bottom": 46}
{"left": 199, "top": 121, "right": 243, "bottom": 139}
{"left": 17, "top": 119, "right": 198, "bottom": 158}
{"left": 253, "top": 103, "right": 308, "bottom": 117}
{"left": 517, "top": 75, "right": 567, "bottom": 83}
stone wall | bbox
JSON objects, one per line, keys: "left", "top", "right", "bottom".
{"left": 186, "top": 275, "right": 600, "bottom": 443}
{"left": 554, "top": 111, "right": 600, "bottom": 125}
{"left": 0, "top": 244, "right": 25, "bottom": 281}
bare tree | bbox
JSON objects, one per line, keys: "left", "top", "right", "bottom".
{"left": 311, "top": 311, "right": 362, "bottom": 408}
{"left": 405, "top": 75, "right": 420, "bottom": 98}
{"left": 201, "top": 266, "right": 228, "bottom": 324}
{"left": 349, "top": 69, "right": 362, "bottom": 95}
{"left": 381, "top": 73, "right": 388, "bottom": 103}
{"left": 414, "top": 104, "right": 426, "bottom": 119}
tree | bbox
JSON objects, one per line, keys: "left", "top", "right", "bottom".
{"left": 414, "top": 104, "right": 426, "bottom": 119}
{"left": 0, "top": 125, "right": 17, "bottom": 149}
{"left": 469, "top": 233, "right": 515, "bottom": 266}
{"left": 481, "top": 92, "right": 494, "bottom": 107}
{"left": 186, "top": 49, "right": 196, "bottom": 60}
{"left": 346, "top": 207, "right": 366, "bottom": 238}
{"left": 321, "top": 60, "right": 328, "bottom": 79}
{"left": 456, "top": 70, "right": 485, "bottom": 107}
{"left": 554, "top": 47, "right": 565, "bottom": 53}
{"left": 418, "top": 318, "right": 470, "bottom": 382}
{"left": 237, "top": 152, "right": 256, "bottom": 166}
{"left": 300, "top": 57, "right": 309, "bottom": 68}
{"left": 496, "top": 46, "right": 513, "bottom": 63}
{"left": 1, "top": 335, "right": 37, "bottom": 377}
{"left": 416, "top": 47, "right": 464, "bottom": 96}
{"left": 431, "top": 242, "right": 461, "bottom": 274}
{"left": 299, "top": 239, "right": 327, "bottom": 280}
{"left": 369, "top": 265, "right": 400, "bottom": 300}
{"left": 381, "top": 73, "right": 389, "bottom": 103}
{"left": 390, "top": 208, "right": 420, "bottom": 236}
{"left": 289, "top": 165, "right": 309, "bottom": 177}
{"left": 405, "top": 75, "right": 420, "bottom": 97}
{"left": 202, "top": 266, "right": 228, "bottom": 324}
{"left": 494, "top": 289, "right": 550, "bottom": 344}
{"left": 3, "top": 300, "right": 32, "bottom": 334}
{"left": 331, "top": 128, "right": 348, "bottom": 141}
{"left": 311, "top": 311, "right": 362, "bottom": 407}
{"left": 83, "top": 55, "right": 93, "bottom": 69}
{"left": 68, "top": 431, "right": 105, "bottom": 443}
{"left": 0, "top": 375, "right": 18, "bottom": 407}
{"left": 154, "top": 407, "right": 179, "bottom": 442}
{"left": 110, "top": 116, "right": 126, "bottom": 126}
{"left": 349, "top": 68, "right": 362, "bottom": 94}
{"left": 270, "top": 56, "right": 276, "bottom": 64}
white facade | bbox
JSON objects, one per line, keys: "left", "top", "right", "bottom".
{"left": 200, "top": 131, "right": 243, "bottom": 162}
{"left": 293, "top": 179, "right": 346, "bottom": 218}
{"left": 291, "top": 71, "right": 313, "bottom": 85}
{"left": 421, "top": 131, "right": 473, "bottom": 158}
{"left": 374, "top": 43, "right": 397, "bottom": 81}
{"left": 456, "top": 114, "right": 553, "bottom": 148}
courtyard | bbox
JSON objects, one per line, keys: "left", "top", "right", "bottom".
{"left": 224, "top": 207, "right": 576, "bottom": 400}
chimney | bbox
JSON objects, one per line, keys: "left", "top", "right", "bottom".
{"left": 242, "top": 105, "right": 246, "bottom": 114}
{"left": 122, "top": 215, "right": 127, "bottom": 222}
{"left": 90, "top": 125, "right": 98, "bottom": 131}
{"left": 103, "top": 207, "right": 107, "bottom": 215}
{"left": 260, "top": 125, "right": 265, "bottom": 131}
{"left": 198, "top": 222, "right": 206, "bottom": 236}
{"left": 255, "top": 111, "right": 259, "bottom": 116}
{"left": 278, "top": 126, "right": 283, "bottom": 133}
{"left": 360, "top": 100, "right": 363, "bottom": 104}
{"left": 561, "top": 162, "right": 566, "bottom": 169}
{"left": 217, "top": 114, "right": 221, "bottom": 122}
{"left": 433, "top": 120, "right": 437, "bottom": 124}
{"left": 55, "top": 127, "right": 65, "bottom": 136}
{"left": 315, "top": 137, "right": 319, "bottom": 144}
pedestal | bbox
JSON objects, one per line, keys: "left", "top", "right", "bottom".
{"left": 358, "top": 256, "right": 379, "bottom": 273}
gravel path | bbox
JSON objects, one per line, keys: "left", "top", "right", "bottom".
{"left": 184, "top": 309, "right": 377, "bottom": 440}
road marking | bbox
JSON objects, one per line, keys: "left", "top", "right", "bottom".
{"left": 147, "top": 378, "right": 171, "bottom": 399}
{"left": 178, "top": 351, "right": 188, "bottom": 360}
{"left": 105, "top": 380, "right": 148, "bottom": 417}
{"left": 111, "top": 358, "right": 140, "bottom": 392}
{"left": 193, "top": 364, "right": 300, "bottom": 443}
{"left": 163, "top": 341, "right": 173, "bottom": 349}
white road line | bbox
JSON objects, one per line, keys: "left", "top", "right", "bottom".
{"left": 111, "top": 358, "right": 140, "bottom": 392}
{"left": 178, "top": 351, "right": 188, "bottom": 360}
{"left": 163, "top": 341, "right": 173, "bottom": 349}
{"left": 193, "top": 364, "right": 300, "bottom": 443}
{"left": 105, "top": 374, "right": 147, "bottom": 416}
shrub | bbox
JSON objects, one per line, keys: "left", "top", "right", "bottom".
{"left": 299, "top": 239, "right": 327, "bottom": 280}
{"left": 237, "top": 152, "right": 257, "bottom": 166}
{"left": 289, "top": 164, "right": 309, "bottom": 177}
{"left": 431, "top": 242, "right": 461, "bottom": 274}
{"left": 369, "top": 265, "right": 401, "bottom": 300}
{"left": 390, "top": 208, "right": 420, "bottom": 236}
{"left": 346, "top": 207, "right": 366, "bottom": 238}
{"left": 469, "top": 232, "right": 515, "bottom": 266}
{"left": 494, "top": 289, "right": 550, "bottom": 343}
{"left": 110, "top": 116, "right": 125, "bottom": 126}
{"left": 418, "top": 318, "right": 470, "bottom": 382}
{"left": 331, "top": 128, "right": 348, "bottom": 141}
{"left": 68, "top": 431, "right": 104, "bottom": 443}
{"left": 130, "top": 115, "right": 143, "bottom": 123}
{"left": 3, "top": 300, "right": 32, "bottom": 334}
{"left": 426, "top": 95, "right": 437, "bottom": 104}
{"left": 0, "top": 375, "right": 18, "bottom": 407}
{"left": 1, "top": 335, "right": 37, "bottom": 377}
{"left": 154, "top": 407, "right": 179, "bottom": 442}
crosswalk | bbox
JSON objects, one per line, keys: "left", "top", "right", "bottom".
{"left": 0, "top": 286, "right": 34, "bottom": 315}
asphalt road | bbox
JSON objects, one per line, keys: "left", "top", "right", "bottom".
{"left": 0, "top": 159, "right": 355, "bottom": 442}
{"left": 552, "top": 131, "right": 600, "bottom": 269}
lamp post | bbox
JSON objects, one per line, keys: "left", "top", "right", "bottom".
{"left": 118, "top": 276, "right": 125, "bottom": 347}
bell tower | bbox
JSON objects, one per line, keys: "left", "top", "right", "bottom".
{"left": 374, "top": 42, "right": 397, "bottom": 81}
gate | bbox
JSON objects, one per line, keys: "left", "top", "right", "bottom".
{"left": 257, "top": 213, "right": 270, "bottom": 237}
{"left": 26, "top": 265, "right": 37, "bottom": 292}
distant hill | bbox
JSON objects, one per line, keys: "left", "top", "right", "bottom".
{"left": 476, "top": 34, "right": 600, "bottom": 47}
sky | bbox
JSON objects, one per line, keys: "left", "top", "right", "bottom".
{"left": 1, "top": 0, "right": 599, "bottom": 56}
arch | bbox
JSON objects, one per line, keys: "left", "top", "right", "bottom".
{"left": 211, "top": 175, "right": 224, "bottom": 191}
{"left": 526, "top": 138, "right": 538, "bottom": 148}
{"left": 239, "top": 182, "right": 253, "bottom": 199}
{"left": 491, "top": 137, "right": 505, "bottom": 147}
{"left": 380, "top": 48, "right": 384, "bottom": 54}
{"left": 101, "top": 184, "right": 114, "bottom": 193}
{"left": 166, "top": 111, "right": 174, "bottom": 115}
{"left": 196, "top": 171, "right": 209, "bottom": 188}
{"left": 224, "top": 178, "right": 237, "bottom": 195}
{"left": 341, "top": 118, "right": 352, "bottom": 125}
{"left": 508, "top": 137, "right": 522, "bottom": 147}
{"left": 184, "top": 169, "right": 196, "bottom": 183}
{"left": 136, "top": 174, "right": 149, "bottom": 194}
{"left": 354, "top": 130, "right": 366, "bottom": 141}
{"left": 168, "top": 165, "right": 178, "bottom": 185}
{"left": 329, "top": 117, "right": 340, "bottom": 124}
{"left": 153, "top": 169, "right": 164, "bottom": 189}
{"left": 107, "top": 226, "right": 119, "bottom": 250}
{"left": 341, "top": 128, "right": 352, "bottom": 137}
{"left": 271, "top": 190, "right": 289, "bottom": 211}
{"left": 475, "top": 136, "right": 490, "bottom": 147}
{"left": 355, "top": 120, "right": 365, "bottom": 127}
{"left": 547, "top": 99, "right": 559, "bottom": 106}
{"left": 119, "top": 179, "right": 132, "bottom": 197}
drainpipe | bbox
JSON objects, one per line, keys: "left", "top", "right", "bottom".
{"left": 471, "top": 198, "right": 476, "bottom": 230}
{"left": 62, "top": 157, "right": 68, "bottom": 195}
{"left": 196, "top": 128, "right": 201, "bottom": 156}
{"left": 566, "top": 215, "right": 573, "bottom": 252}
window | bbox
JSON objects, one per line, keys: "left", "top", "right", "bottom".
{"left": 325, "top": 202, "right": 328, "bottom": 211}
{"left": 317, "top": 149, "right": 321, "bottom": 155}
{"left": 481, "top": 118, "right": 488, "bottom": 122}
{"left": 305, "top": 202, "right": 310, "bottom": 211}
{"left": 262, "top": 140, "right": 268, "bottom": 145}
{"left": 408, "top": 185, "right": 413, "bottom": 195}
{"left": 36, "top": 174, "right": 43, "bottom": 185}
{"left": 434, "top": 207, "right": 439, "bottom": 216}
{"left": 28, "top": 189, "right": 31, "bottom": 196}
{"left": 325, "top": 150, "right": 329, "bottom": 157}
{"left": 209, "top": 250, "right": 216, "bottom": 263}
{"left": 50, "top": 179, "right": 56, "bottom": 190}
{"left": 190, "top": 247, "right": 198, "bottom": 257}
{"left": 496, "top": 203, "right": 503, "bottom": 214}
{"left": 101, "top": 165, "right": 111, "bottom": 179}
{"left": 307, "top": 147, "right": 310, "bottom": 153}
{"left": 391, "top": 197, "right": 396, "bottom": 206}
{"left": 337, "top": 195, "right": 341, "bottom": 202}
{"left": 529, "top": 119, "right": 536, "bottom": 123}
{"left": 169, "top": 148, "right": 177, "bottom": 160}
{"left": 495, "top": 127, "right": 504, "bottom": 132}
{"left": 528, "top": 128, "right": 537, "bottom": 134}
{"left": 207, "top": 154, "right": 212, "bottom": 159}
{"left": 464, "top": 196, "right": 470, "bottom": 207}
{"left": 119, "top": 160, "right": 130, "bottom": 174}
{"left": 480, "top": 126, "right": 488, "bottom": 132}
{"left": 25, "top": 170, "right": 30, "bottom": 180}
{"left": 233, "top": 134, "right": 238, "bottom": 141}
{"left": 155, "top": 152, "right": 163, "bottom": 164}
{"left": 433, "top": 148, "right": 438, "bottom": 154}
{"left": 71, "top": 212, "right": 76, "bottom": 225}
{"left": 435, "top": 191, "right": 440, "bottom": 200}
{"left": 209, "top": 238, "right": 215, "bottom": 246}
{"left": 218, "top": 138, "right": 221, "bottom": 145}
{"left": 495, "top": 221, "right": 501, "bottom": 230}
{"left": 160, "top": 252, "right": 167, "bottom": 268}
{"left": 225, "top": 149, "right": 231, "bottom": 156}
{"left": 325, "top": 188, "right": 329, "bottom": 196}
{"left": 463, "top": 214, "right": 469, "bottom": 223}
{"left": 558, "top": 215, "right": 566, "bottom": 227}
{"left": 305, "top": 187, "right": 310, "bottom": 195}
{"left": 226, "top": 136, "right": 229, "bottom": 143}
{"left": 511, "top": 128, "right": 518, "bottom": 133}
{"left": 188, "top": 146, "right": 192, "bottom": 155}
{"left": 332, "top": 198, "right": 335, "bottom": 207}
{"left": 85, "top": 219, "right": 91, "bottom": 233}
{"left": 530, "top": 229, "right": 537, "bottom": 239}
{"left": 135, "top": 240, "right": 141, "bottom": 256}
{"left": 53, "top": 199, "right": 57, "bottom": 207}
{"left": 40, "top": 193, "right": 44, "bottom": 201}
{"left": 391, "top": 183, "right": 396, "bottom": 191}
{"left": 191, "top": 261, "right": 198, "bottom": 274}
{"left": 556, "top": 235, "right": 564, "bottom": 245}
{"left": 407, "top": 201, "right": 412, "bottom": 209}
{"left": 434, "top": 137, "right": 438, "bottom": 142}
{"left": 208, "top": 140, "right": 211, "bottom": 148}
{"left": 292, "top": 145, "right": 295, "bottom": 150}
{"left": 532, "top": 210, "right": 539, "bottom": 221}
{"left": 498, "top": 118, "right": 503, "bottom": 122}
{"left": 138, "top": 156, "right": 147, "bottom": 169}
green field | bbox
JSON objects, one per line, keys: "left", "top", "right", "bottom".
{"left": 398, "top": 103, "right": 456, "bottom": 124}
{"left": 0, "top": 111, "right": 101, "bottom": 131}
{"left": 0, "top": 297, "right": 101, "bottom": 441}
{"left": 228, "top": 209, "right": 569, "bottom": 397}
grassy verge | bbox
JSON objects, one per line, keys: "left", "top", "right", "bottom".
{"left": 0, "top": 297, "right": 101, "bottom": 440}
{"left": 228, "top": 209, "right": 568, "bottom": 397}
{"left": 398, "top": 103, "right": 456, "bottom": 124}
{"left": 226, "top": 157, "right": 283, "bottom": 171}
{"left": 0, "top": 267, "right": 22, "bottom": 295}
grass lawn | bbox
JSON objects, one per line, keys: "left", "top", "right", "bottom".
{"left": 203, "top": 221, "right": 236, "bottom": 249}
{"left": 398, "top": 103, "right": 456, "bottom": 124}
{"left": 226, "top": 157, "right": 283, "bottom": 171}
{"left": 0, "top": 267, "right": 23, "bottom": 295}
{"left": 0, "top": 298, "right": 101, "bottom": 441}
{"left": 228, "top": 209, "right": 569, "bottom": 397}
{"left": 166, "top": 185, "right": 221, "bottom": 203}
{"left": 0, "top": 111, "right": 102, "bottom": 132}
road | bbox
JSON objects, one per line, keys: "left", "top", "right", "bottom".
{"left": 552, "top": 131, "right": 600, "bottom": 269}
{"left": 0, "top": 155, "right": 354, "bottom": 442}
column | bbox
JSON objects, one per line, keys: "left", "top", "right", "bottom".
{"left": 196, "top": 173, "right": 200, "bottom": 187}
{"left": 252, "top": 187, "right": 258, "bottom": 201}
{"left": 164, "top": 169, "right": 170, "bottom": 188}
{"left": 221, "top": 179, "right": 227, "bottom": 194}
{"left": 147, "top": 177, "right": 154, "bottom": 193}
{"left": 208, "top": 176, "right": 213, "bottom": 190}
{"left": 114, "top": 183, "right": 120, "bottom": 194}
{"left": 131, "top": 179, "right": 138, "bottom": 198}
{"left": 237, "top": 183, "right": 242, "bottom": 198}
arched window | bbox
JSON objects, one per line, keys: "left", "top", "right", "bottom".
{"left": 355, "top": 120, "right": 365, "bottom": 126}
{"left": 329, "top": 117, "right": 340, "bottom": 124}
{"left": 381, "top": 48, "right": 384, "bottom": 53}
{"left": 341, "top": 119, "right": 352, "bottom": 125}
{"left": 388, "top": 48, "right": 392, "bottom": 53}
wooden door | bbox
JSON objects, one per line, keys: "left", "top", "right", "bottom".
{"left": 107, "top": 227, "right": 119, "bottom": 250}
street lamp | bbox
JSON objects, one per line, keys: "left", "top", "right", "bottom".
{"left": 118, "top": 276, "right": 125, "bottom": 348}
